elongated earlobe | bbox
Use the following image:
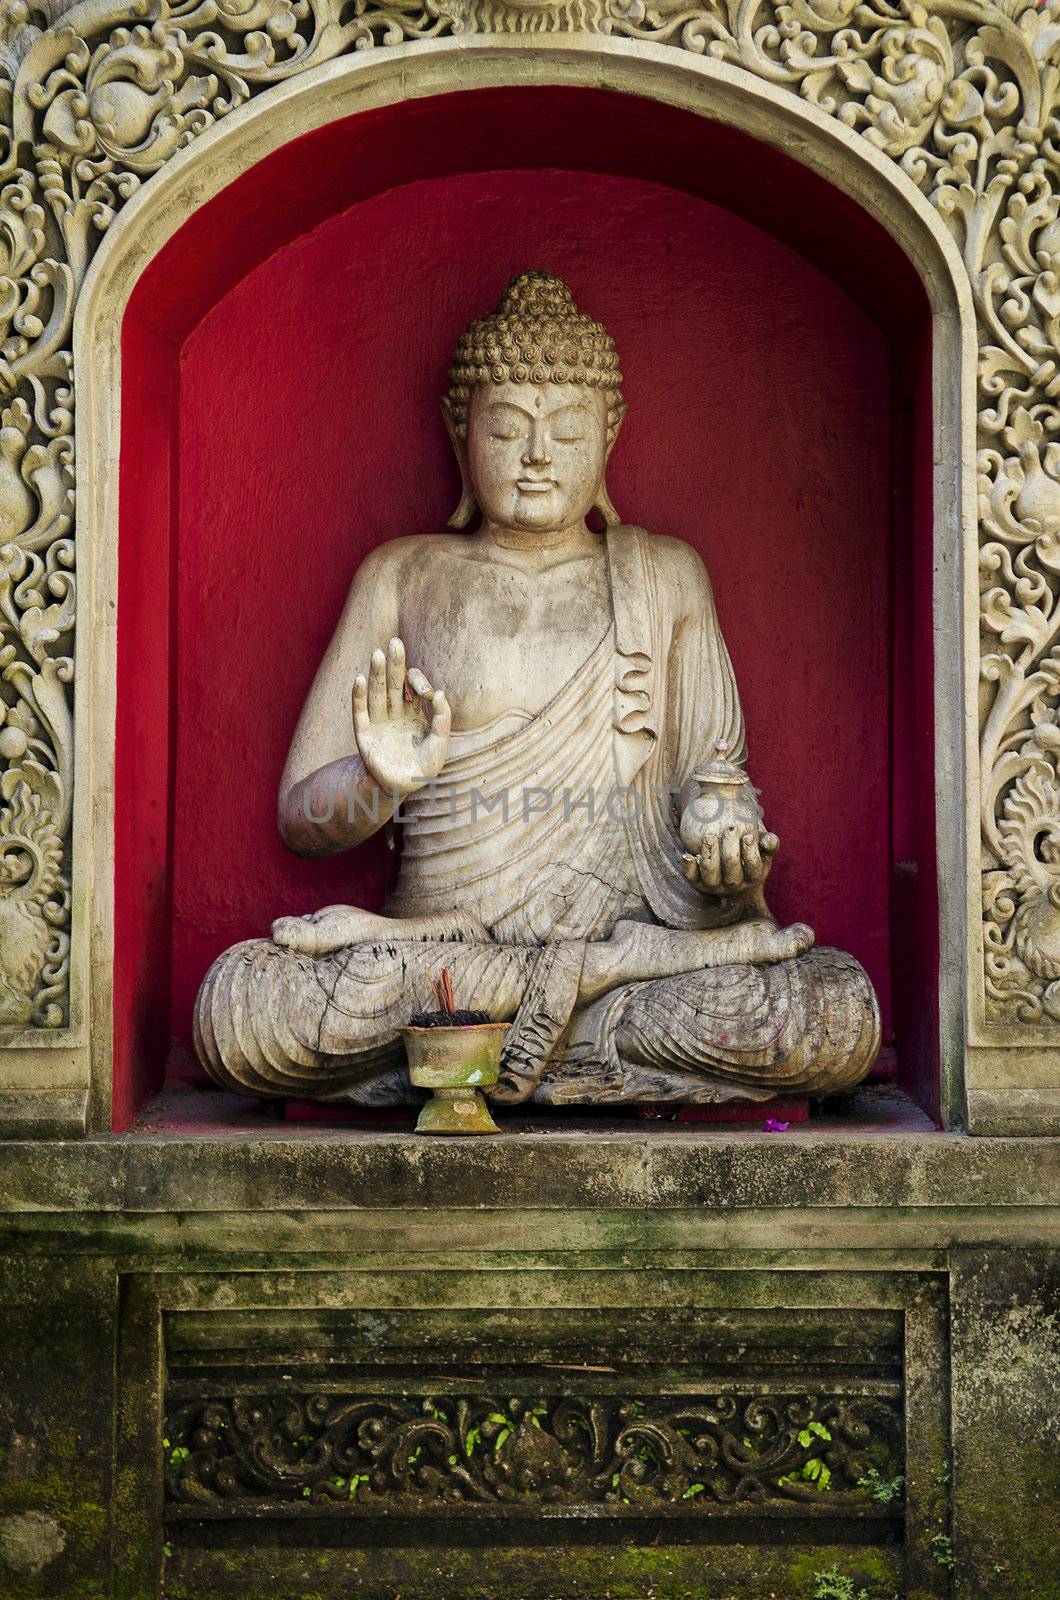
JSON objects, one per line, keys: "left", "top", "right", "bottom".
{"left": 448, "top": 483, "right": 477, "bottom": 530}
{"left": 441, "top": 397, "right": 477, "bottom": 529}
{"left": 595, "top": 415, "right": 625, "bottom": 527}
{"left": 594, "top": 477, "right": 622, "bottom": 528}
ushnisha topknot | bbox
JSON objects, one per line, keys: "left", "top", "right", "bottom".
{"left": 446, "top": 270, "right": 626, "bottom": 442}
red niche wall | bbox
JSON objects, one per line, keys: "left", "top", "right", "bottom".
{"left": 116, "top": 86, "right": 936, "bottom": 1129}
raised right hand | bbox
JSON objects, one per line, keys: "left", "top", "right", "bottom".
{"left": 353, "top": 636, "right": 450, "bottom": 797}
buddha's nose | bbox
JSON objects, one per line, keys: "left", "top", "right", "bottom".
{"left": 523, "top": 423, "right": 552, "bottom": 466}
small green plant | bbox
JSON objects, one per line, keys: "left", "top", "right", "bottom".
{"left": 778, "top": 1421, "right": 834, "bottom": 1492}
{"left": 778, "top": 1456, "right": 831, "bottom": 1491}
{"left": 167, "top": 1445, "right": 190, "bottom": 1470}
{"left": 328, "top": 1472, "right": 370, "bottom": 1500}
{"left": 857, "top": 1468, "right": 905, "bottom": 1504}
{"left": 812, "top": 1566, "right": 868, "bottom": 1600}
{"left": 681, "top": 1482, "right": 705, "bottom": 1500}
{"left": 931, "top": 1533, "right": 955, "bottom": 1570}
{"left": 162, "top": 1542, "right": 173, "bottom": 1559}
{"left": 483, "top": 1410, "right": 516, "bottom": 1448}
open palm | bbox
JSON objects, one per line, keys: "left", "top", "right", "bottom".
{"left": 353, "top": 636, "right": 451, "bottom": 797}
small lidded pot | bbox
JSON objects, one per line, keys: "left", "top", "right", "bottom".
{"left": 679, "top": 741, "right": 760, "bottom": 856}
{"left": 399, "top": 1021, "right": 510, "bottom": 1136}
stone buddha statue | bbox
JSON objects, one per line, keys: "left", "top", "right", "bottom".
{"left": 194, "top": 272, "right": 880, "bottom": 1107}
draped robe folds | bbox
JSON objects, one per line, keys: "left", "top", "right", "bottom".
{"left": 194, "top": 526, "right": 880, "bottom": 1105}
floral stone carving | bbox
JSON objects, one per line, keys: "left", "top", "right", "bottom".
{"left": 0, "top": 0, "right": 1057, "bottom": 1043}
{"left": 163, "top": 1390, "right": 904, "bottom": 1512}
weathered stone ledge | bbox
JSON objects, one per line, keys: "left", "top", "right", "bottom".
{"left": 0, "top": 1085, "right": 1057, "bottom": 1223}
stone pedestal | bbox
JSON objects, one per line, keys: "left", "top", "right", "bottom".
{"left": 2, "top": 1090, "right": 1057, "bottom": 1599}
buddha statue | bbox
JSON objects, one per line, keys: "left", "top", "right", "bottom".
{"left": 194, "top": 272, "right": 880, "bottom": 1108}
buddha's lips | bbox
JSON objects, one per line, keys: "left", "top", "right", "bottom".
{"left": 516, "top": 477, "right": 556, "bottom": 492}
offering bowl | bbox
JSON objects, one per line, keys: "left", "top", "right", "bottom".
{"left": 399, "top": 1022, "right": 510, "bottom": 1135}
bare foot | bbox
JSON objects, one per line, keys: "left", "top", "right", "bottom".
{"left": 271, "top": 904, "right": 493, "bottom": 955}
{"left": 271, "top": 905, "right": 394, "bottom": 954}
{"left": 579, "top": 918, "right": 815, "bottom": 1004}
{"left": 736, "top": 919, "right": 815, "bottom": 965}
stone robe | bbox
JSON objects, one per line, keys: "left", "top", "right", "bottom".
{"left": 194, "top": 527, "right": 879, "bottom": 1104}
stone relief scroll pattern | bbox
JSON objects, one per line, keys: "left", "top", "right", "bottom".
{"left": 163, "top": 1390, "right": 904, "bottom": 1510}
{"left": 0, "top": 0, "right": 1056, "bottom": 1031}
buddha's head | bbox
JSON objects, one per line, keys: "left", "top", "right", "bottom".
{"left": 443, "top": 271, "right": 626, "bottom": 532}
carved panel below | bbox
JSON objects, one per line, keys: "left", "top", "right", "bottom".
{"left": 164, "top": 1389, "right": 903, "bottom": 1516}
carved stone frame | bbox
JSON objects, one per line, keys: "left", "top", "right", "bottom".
{"left": 0, "top": 0, "right": 1057, "bottom": 1136}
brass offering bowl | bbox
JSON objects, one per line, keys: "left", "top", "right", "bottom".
{"left": 399, "top": 1022, "right": 510, "bottom": 1136}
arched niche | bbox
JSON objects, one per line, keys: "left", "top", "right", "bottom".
{"left": 73, "top": 47, "right": 971, "bottom": 1131}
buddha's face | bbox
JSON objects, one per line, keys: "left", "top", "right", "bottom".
{"left": 467, "top": 381, "right": 608, "bottom": 533}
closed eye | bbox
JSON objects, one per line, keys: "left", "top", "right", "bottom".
{"left": 483, "top": 402, "right": 529, "bottom": 442}
{"left": 549, "top": 404, "right": 591, "bottom": 443}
